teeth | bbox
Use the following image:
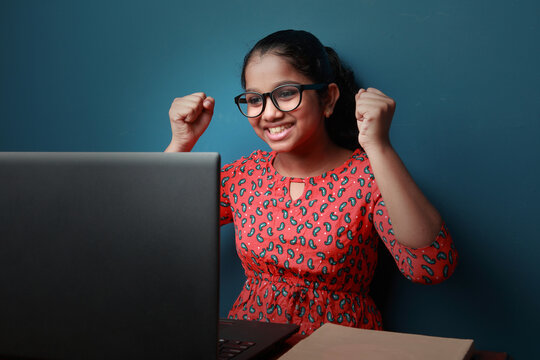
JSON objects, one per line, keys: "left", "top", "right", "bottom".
{"left": 268, "top": 125, "right": 291, "bottom": 134}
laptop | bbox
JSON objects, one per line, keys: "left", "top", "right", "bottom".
{"left": 0, "top": 152, "right": 298, "bottom": 360}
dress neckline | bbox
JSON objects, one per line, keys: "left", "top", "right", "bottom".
{"left": 267, "top": 148, "right": 363, "bottom": 181}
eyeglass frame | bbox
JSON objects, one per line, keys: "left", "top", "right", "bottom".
{"left": 234, "top": 83, "right": 329, "bottom": 118}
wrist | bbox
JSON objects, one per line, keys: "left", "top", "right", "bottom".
{"left": 165, "top": 138, "right": 193, "bottom": 152}
{"left": 360, "top": 139, "right": 392, "bottom": 156}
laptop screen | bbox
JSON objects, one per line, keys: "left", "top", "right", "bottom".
{"left": 0, "top": 152, "right": 221, "bottom": 359}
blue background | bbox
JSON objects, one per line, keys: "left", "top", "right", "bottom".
{"left": 1, "top": 1, "right": 539, "bottom": 358}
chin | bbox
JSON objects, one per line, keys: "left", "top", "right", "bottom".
{"left": 267, "top": 143, "right": 290, "bottom": 153}
{"left": 266, "top": 140, "right": 309, "bottom": 155}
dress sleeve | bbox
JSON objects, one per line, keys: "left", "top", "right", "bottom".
{"left": 371, "top": 187, "right": 458, "bottom": 285}
{"left": 219, "top": 163, "right": 235, "bottom": 226}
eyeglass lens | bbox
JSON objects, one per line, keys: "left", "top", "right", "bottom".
{"left": 237, "top": 85, "right": 301, "bottom": 117}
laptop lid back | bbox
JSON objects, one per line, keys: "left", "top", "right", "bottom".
{"left": 0, "top": 152, "right": 220, "bottom": 359}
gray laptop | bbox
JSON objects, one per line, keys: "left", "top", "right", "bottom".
{"left": 0, "top": 152, "right": 297, "bottom": 360}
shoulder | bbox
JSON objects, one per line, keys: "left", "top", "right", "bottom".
{"left": 348, "top": 149, "right": 374, "bottom": 176}
{"left": 221, "top": 149, "right": 273, "bottom": 171}
{"left": 344, "top": 149, "right": 379, "bottom": 192}
{"left": 221, "top": 149, "right": 274, "bottom": 179}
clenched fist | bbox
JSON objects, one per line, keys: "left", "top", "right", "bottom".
{"left": 166, "top": 92, "right": 215, "bottom": 152}
{"left": 355, "top": 88, "right": 395, "bottom": 152}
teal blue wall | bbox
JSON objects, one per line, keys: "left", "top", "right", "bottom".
{"left": 2, "top": 1, "right": 539, "bottom": 358}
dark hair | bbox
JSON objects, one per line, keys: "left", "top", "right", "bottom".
{"left": 241, "top": 29, "right": 361, "bottom": 150}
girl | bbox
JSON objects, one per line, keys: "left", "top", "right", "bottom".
{"left": 165, "top": 30, "right": 457, "bottom": 336}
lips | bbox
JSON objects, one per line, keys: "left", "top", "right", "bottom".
{"left": 265, "top": 123, "right": 294, "bottom": 141}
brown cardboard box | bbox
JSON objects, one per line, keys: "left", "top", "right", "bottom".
{"left": 278, "top": 323, "right": 474, "bottom": 360}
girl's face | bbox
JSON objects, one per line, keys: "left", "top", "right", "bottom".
{"left": 244, "top": 53, "right": 331, "bottom": 155}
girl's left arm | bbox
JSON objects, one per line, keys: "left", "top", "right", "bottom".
{"left": 356, "top": 88, "right": 442, "bottom": 249}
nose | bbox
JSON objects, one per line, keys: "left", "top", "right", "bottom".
{"left": 261, "top": 95, "right": 284, "bottom": 122}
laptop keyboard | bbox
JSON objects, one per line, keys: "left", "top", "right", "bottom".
{"left": 218, "top": 338, "right": 256, "bottom": 359}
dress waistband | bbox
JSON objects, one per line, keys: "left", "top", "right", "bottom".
{"left": 246, "top": 273, "right": 367, "bottom": 296}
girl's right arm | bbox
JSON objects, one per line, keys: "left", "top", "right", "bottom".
{"left": 165, "top": 92, "right": 215, "bottom": 152}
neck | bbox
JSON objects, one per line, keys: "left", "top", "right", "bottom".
{"left": 273, "top": 140, "right": 353, "bottom": 178}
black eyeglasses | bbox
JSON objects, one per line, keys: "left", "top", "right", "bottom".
{"left": 234, "top": 83, "right": 328, "bottom": 118}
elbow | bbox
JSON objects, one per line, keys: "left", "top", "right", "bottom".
{"left": 402, "top": 246, "right": 458, "bottom": 285}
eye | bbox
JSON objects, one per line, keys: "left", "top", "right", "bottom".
{"left": 246, "top": 94, "right": 263, "bottom": 106}
{"left": 275, "top": 87, "right": 299, "bottom": 100}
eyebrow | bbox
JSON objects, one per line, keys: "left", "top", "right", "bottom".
{"left": 245, "top": 80, "right": 302, "bottom": 93}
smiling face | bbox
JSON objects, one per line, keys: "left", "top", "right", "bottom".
{"left": 244, "top": 52, "right": 333, "bottom": 155}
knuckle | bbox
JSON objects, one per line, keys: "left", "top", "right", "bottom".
{"left": 193, "top": 92, "right": 206, "bottom": 100}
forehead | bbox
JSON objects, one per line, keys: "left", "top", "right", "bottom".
{"left": 244, "top": 53, "right": 312, "bottom": 91}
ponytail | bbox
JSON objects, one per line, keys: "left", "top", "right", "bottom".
{"left": 324, "top": 47, "right": 361, "bottom": 151}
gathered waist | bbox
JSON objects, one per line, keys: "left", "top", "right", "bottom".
{"left": 229, "top": 273, "right": 383, "bottom": 334}
{"left": 245, "top": 273, "right": 368, "bottom": 297}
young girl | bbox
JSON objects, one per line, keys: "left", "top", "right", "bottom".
{"left": 165, "top": 30, "right": 457, "bottom": 336}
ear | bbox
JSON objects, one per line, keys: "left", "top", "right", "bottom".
{"left": 323, "top": 83, "right": 340, "bottom": 118}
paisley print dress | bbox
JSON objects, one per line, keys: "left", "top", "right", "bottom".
{"left": 219, "top": 149, "right": 457, "bottom": 335}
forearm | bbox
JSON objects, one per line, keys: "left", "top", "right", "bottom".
{"left": 366, "top": 143, "right": 442, "bottom": 248}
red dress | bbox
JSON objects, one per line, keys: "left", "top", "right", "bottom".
{"left": 219, "top": 149, "right": 457, "bottom": 335}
